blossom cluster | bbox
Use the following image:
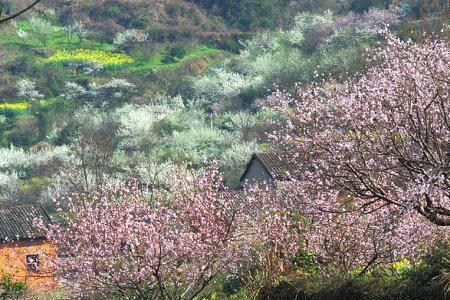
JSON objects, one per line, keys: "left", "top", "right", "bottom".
{"left": 113, "top": 29, "right": 148, "bottom": 52}
{"left": 114, "top": 95, "right": 261, "bottom": 177}
{"left": 17, "top": 79, "right": 44, "bottom": 102}
{"left": 0, "top": 146, "right": 70, "bottom": 202}
{"left": 39, "top": 166, "right": 303, "bottom": 299}
{"left": 61, "top": 78, "right": 136, "bottom": 107}
{"left": 266, "top": 31, "right": 450, "bottom": 270}
{"left": 193, "top": 8, "right": 400, "bottom": 103}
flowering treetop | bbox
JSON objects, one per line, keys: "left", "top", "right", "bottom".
{"left": 38, "top": 165, "right": 303, "bottom": 299}
{"left": 269, "top": 30, "right": 450, "bottom": 227}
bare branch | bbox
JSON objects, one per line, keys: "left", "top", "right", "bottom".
{"left": 0, "top": 0, "right": 44, "bottom": 24}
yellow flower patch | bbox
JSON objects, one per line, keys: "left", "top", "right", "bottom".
{"left": 46, "top": 49, "right": 134, "bottom": 66}
{"left": 0, "top": 103, "right": 30, "bottom": 110}
{"left": 391, "top": 259, "right": 412, "bottom": 272}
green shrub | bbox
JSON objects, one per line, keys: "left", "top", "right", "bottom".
{"left": 6, "top": 116, "right": 41, "bottom": 147}
{"left": 4, "top": 56, "right": 35, "bottom": 75}
{"left": 162, "top": 44, "right": 188, "bottom": 64}
{"left": 349, "top": 0, "right": 389, "bottom": 12}
{"left": 0, "top": 108, "right": 25, "bottom": 119}
{"left": 258, "top": 281, "right": 304, "bottom": 300}
{"left": 238, "top": 87, "right": 259, "bottom": 107}
{"left": 166, "top": 3, "right": 187, "bottom": 18}
{"left": 398, "top": 240, "right": 450, "bottom": 300}
{"left": 130, "top": 16, "right": 149, "bottom": 29}
{"left": 221, "top": 38, "right": 241, "bottom": 53}
{"left": 103, "top": 5, "right": 123, "bottom": 19}
{"left": 0, "top": 275, "right": 27, "bottom": 300}
{"left": 148, "top": 27, "right": 167, "bottom": 43}
{"left": 191, "top": 0, "right": 280, "bottom": 30}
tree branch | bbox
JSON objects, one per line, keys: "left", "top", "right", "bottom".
{"left": 0, "top": 0, "right": 44, "bottom": 24}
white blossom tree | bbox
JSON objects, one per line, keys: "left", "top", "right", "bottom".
{"left": 17, "top": 79, "right": 44, "bottom": 101}
{"left": 64, "top": 21, "right": 89, "bottom": 46}
{"left": 113, "top": 29, "right": 148, "bottom": 52}
{"left": 29, "top": 17, "right": 55, "bottom": 47}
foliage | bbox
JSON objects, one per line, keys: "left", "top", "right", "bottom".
{"left": 2, "top": 2, "right": 450, "bottom": 298}
{"left": 124, "top": 45, "right": 224, "bottom": 74}
{"left": 167, "top": 126, "right": 230, "bottom": 166}
{"left": 191, "top": 0, "right": 281, "bottom": 30}
{"left": 2, "top": 20, "right": 113, "bottom": 51}
{"left": 283, "top": 242, "right": 450, "bottom": 300}
{"left": 45, "top": 107, "right": 120, "bottom": 194}
{"left": 0, "top": 90, "right": 269, "bottom": 202}
{"left": 162, "top": 44, "right": 187, "bottom": 64}
{"left": 263, "top": 31, "right": 450, "bottom": 287}
{"left": 16, "top": 29, "right": 28, "bottom": 44}
{"left": 65, "top": 60, "right": 104, "bottom": 75}
{"left": 0, "top": 171, "right": 20, "bottom": 203}
{"left": 424, "top": 239, "right": 450, "bottom": 298}
{"left": 0, "top": 275, "right": 27, "bottom": 300}
{"left": 114, "top": 95, "right": 263, "bottom": 179}
{"left": 193, "top": 65, "right": 263, "bottom": 102}
{"left": 115, "top": 96, "right": 185, "bottom": 145}
{"left": 0, "top": 145, "right": 69, "bottom": 175}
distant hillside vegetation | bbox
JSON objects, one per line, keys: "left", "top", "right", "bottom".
{"left": 2, "top": 0, "right": 242, "bottom": 44}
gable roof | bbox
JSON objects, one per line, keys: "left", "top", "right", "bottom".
{"left": 0, "top": 204, "right": 51, "bottom": 242}
{"left": 239, "top": 152, "right": 302, "bottom": 183}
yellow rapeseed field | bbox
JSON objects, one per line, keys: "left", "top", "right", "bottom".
{"left": 46, "top": 49, "right": 134, "bottom": 65}
{"left": 0, "top": 103, "right": 30, "bottom": 110}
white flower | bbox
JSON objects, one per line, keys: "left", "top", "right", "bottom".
{"left": 17, "top": 79, "right": 44, "bottom": 101}
{"left": 113, "top": 30, "right": 148, "bottom": 50}
{"left": 16, "top": 29, "right": 29, "bottom": 40}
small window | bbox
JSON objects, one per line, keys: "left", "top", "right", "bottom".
{"left": 25, "top": 254, "right": 39, "bottom": 273}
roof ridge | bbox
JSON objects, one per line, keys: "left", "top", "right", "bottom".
{"left": 0, "top": 203, "right": 42, "bottom": 209}
{"left": 241, "top": 151, "right": 302, "bottom": 183}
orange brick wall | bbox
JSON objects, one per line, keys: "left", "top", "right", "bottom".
{"left": 0, "top": 239, "right": 58, "bottom": 289}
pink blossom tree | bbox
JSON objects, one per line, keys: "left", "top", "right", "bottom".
{"left": 279, "top": 180, "right": 440, "bottom": 276}
{"left": 269, "top": 31, "right": 450, "bottom": 226}
{"left": 39, "top": 166, "right": 303, "bottom": 299}
{"left": 266, "top": 31, "right": 450, "bottom": 273}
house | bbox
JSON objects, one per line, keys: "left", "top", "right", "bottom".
{"left": 0, "top": 204, "right": 57, "bottom": 289}
{"left": 239, "top": 152, "right": 302, "bottom": 187}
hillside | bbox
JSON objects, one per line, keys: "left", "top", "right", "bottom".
{"left": 0, "top": 0, "right": 449, "bottom": 194}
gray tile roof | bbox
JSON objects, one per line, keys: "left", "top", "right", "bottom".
{"left": 240, "top": 152, "right": 303, "bottom": 183}
{"left": 256, "top": 152, "right": 302, "bottom": 181}
{"left": 0, "top": 204, "right": 50, "bottom": 241}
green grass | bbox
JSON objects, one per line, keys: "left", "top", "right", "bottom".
{"left": 1, "top": 20, "right": 113, "bottom": 51}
